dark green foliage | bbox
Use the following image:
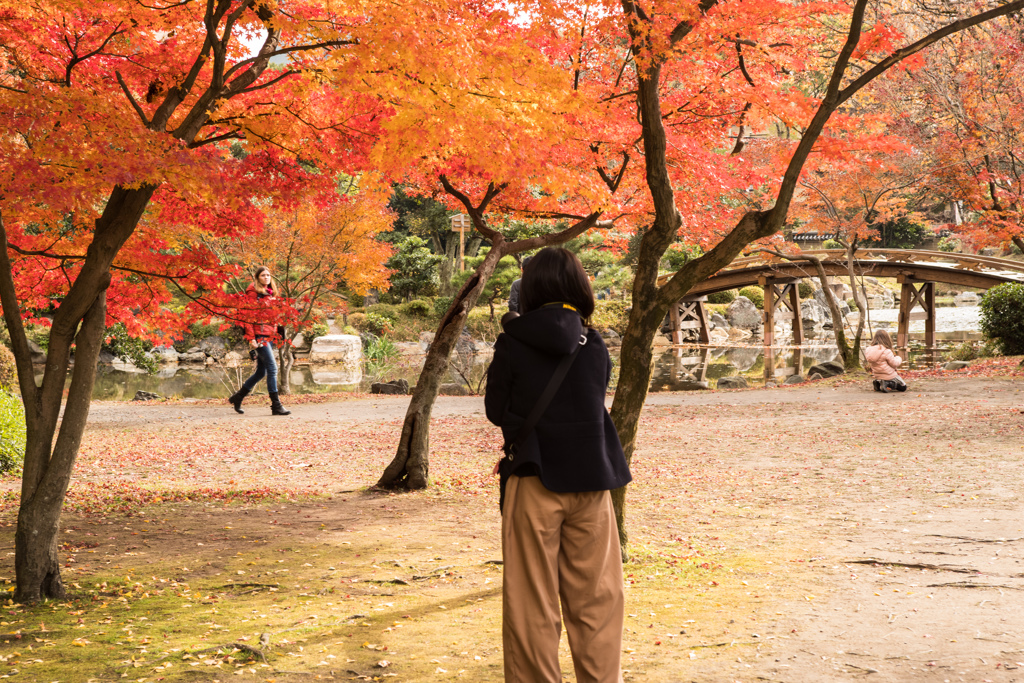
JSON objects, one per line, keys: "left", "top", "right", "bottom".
{"left": 946, "top": 341, "right": 979, "bottom": 362}
{"left": 433, "top": 296, "right": 455, "bottom": 317}
{"left": 738, "top": 286, "right": 764, "bottom": 309}
{"left": 980, "top": 283, "right": 1024, "bottom": 355}
{"left": 103, "top": 323, "right": 158, "bottom": 373}
{"left": 401, "top": 299, "right": 433, "bottom": 318}
{"left": 798, "top": 282, "right": 814, "bottom": 299}
{"left": 385, "top": 186, "right": 453, "bottom": 246}
{"left": 823, "top": 239, "right": 844, "bottom": 250}
{"left": 938, "top": 236, "right": 961, "bottom": 253}
{"left": 0, "top": 391, "right": 25, "bottom": 473}
{"left": 362, "top": 312, "right": 395, "bottom": 336}
{"left": 386, "top": 236, "right": 444, "bottom": 301}
{"left": 172, "top": 321, "right": 243, "bottom": 354}
{"left": 660, "top": 243, "right": 703, "bottom": 272}
{"left": 868, "top": 216, "right": 927, "bottom": 249}
{"left": 707, "top": 289, "right": 738, "bottom": 305}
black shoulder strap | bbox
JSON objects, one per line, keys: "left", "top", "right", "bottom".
{"left": 505, "top": 335, "right": 585, "bottom": 458}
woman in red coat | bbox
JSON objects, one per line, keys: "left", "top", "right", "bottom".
{"left": 228, "top": 266, "right": 291, "bottom": 415}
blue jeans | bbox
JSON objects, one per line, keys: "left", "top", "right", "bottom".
{"left": 241, "top": 340, "right": 278, "bottom": 394}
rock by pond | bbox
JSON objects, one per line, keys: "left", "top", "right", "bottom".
{"left": 808, "top": 360, "right": 845, "bottom": 377}
{"left": 717, "top": 376, "right": 749, "bottom": 390}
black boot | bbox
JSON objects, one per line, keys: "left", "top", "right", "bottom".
{"left": 269, "top": 391, "right": 291, "bottom": 416}
{"left": 228, "top": 387, "right": 250, "bottom": 414}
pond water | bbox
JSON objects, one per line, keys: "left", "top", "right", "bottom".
{"left": 855, "top": 304, "right": 982, "bottom": 338}
{"left": 73, "top": 306, "right": 984, "bottom": 400}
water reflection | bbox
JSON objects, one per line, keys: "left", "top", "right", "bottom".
{"left": 650, "top": 344, "right": 843, "bottom": 391}
{"left": 75, "top": 304, "right": 986, "bottom": 401}
{"left": 79, "top": 355, "right": 490, "bottom": 401}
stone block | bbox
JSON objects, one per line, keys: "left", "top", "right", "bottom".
{"left": 309, "top": 334, "right": 362, "bottom": 364}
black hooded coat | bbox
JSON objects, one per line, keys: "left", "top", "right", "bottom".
{"left": 485, "top": 304, "right": 632, "bottom": 496}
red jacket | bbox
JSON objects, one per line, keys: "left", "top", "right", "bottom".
{"left": 243, "top": 283, "right": 279, "bottom": 341}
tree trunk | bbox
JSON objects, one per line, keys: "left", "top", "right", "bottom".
{"left": 378, "top": 244, "right": 506, "bottom": 489}
{"left": 278, "top": 338, "right": 295, "bottom": 395}
{"left": 846, "top": 242, "right": 869, "bottom": 364}
{"left": 439, "top": 234, "right": 458, "bottom": 295}
{"left": 375, "top": 175, "right": 603, "bottom": 490}
{"left": 808, "top": 262, "right": 855, "bottom": 368}
{"left": 608, "top": 293, "right": 667, "bottom": 557}
{"left": 465, "top": 235, "right": 483, "bottom": 258}
{"left": 1, "top": 185, "right": 154, "bottom": 602}
{"left": 16, "top": 291, "right": 107, "bottom": 601}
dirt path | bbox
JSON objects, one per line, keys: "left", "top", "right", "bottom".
{"left": 14, "top": 374, "right": 1023, "bottom": 681}
{"left": 81, "top": 376, "right": 1024, "bottom": 679}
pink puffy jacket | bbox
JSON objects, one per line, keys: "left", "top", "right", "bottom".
{"left": 864, "top": 344, "right": 902, "bottom": 381}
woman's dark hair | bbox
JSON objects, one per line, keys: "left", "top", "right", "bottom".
{"left": 520, "top": 247, "right": 594, "bottom": 320}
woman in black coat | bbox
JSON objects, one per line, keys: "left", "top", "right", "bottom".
{"left": 485, "top": 247, "right": 631, "bottom": 683}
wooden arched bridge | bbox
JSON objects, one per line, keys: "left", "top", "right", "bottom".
{"left": 657, "top": 249, "right": 1024, "bottom": 354}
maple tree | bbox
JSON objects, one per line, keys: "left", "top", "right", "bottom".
{"left": 890, "top": 20, "right": 1024, "bottom": 254}
{"left": 0, "top": 0, "right": 455, "bottom": 600}
{"left": 370, "top": 9, "right": 634, "bottom": 489}
{"left": 216, "top": 175, "right": 394, "bottom": 392}
{"left": 783, "top": 143, "right": 925, "bottom": 367}
{"left": 598, "top": 0, "right": 1024, "bottom": 552}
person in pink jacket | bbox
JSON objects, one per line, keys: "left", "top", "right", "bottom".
{"left": 864, "top": 329, "right": 907, "bottom": 393}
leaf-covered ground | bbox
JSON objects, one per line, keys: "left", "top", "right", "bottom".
{"left": 0, "top": 363, "right": 1020, "bottom": 681}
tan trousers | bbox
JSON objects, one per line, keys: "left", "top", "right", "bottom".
{"left": 502, "top": 475, "right": 625, "bottom": 683}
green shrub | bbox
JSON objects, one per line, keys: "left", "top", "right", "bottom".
{"left": 798, "top": 282, "right": 814, "bottom": 299}
{"left": 947, "top": 341, "right": 978, "bottom": 362}
{"left": 707, "top": 289, "right": 737, "bottom": 305}
{"left": 592, "top": 300, "right": 629, "bottom": 334}
{"left": 401, "top": 299, "right": 433, "bottom": 318}
{"left": 464, "top": 308, "right": 503, "bottom": 341}
{"left": 823, "top": 239, "right": 843, "bottom": 250}
{"left": 364, "top": 336, "right": 399, "bottom": 381}
{"left": 348, "top": 312, "right": 367, "bottom": 332}
{"left": 362, "top": 312, "right": 394, "bottom": 336}
{"left": 738, "top": 286, "right": 764, "bottom": 309}
{"left": 172, "top": 321, "right": 241, "bottom": 353}
{"left": 938, "top": 236, "right": 961, "bottom": 253}
{"left": 365, "top": 303, "right": 401, "bottom": 324}
{"left": 0, "top": 344, "right": 15, "bottom": 390}
{"left": 434, "top": 296, "right": 455, "bottom": 317}
{"left": 980, "top": 282, "right": 1024, "bottom": 355}
{"left": 0, "top": 391, "right": 25, "bottom": 474}
{"left": 309, "top": 321, "right": 329, "bottom": 339}
{"left": 104, "top": 323, "right": 158, "bottom": 373}
{"left": 847, "top": 299, "right": 858, "bottom": 312}
{"left": 342, "top": 325, "right": 360, "bottom": 336}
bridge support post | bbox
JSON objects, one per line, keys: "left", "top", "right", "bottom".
{"left": 668, "top": 296, "right": 710, "bottom": 345}
{"left": 896, "top": 276, "right": 936, "bottom": 361}
{"left": 759, "top": 276, "right": 802, "bottom": 347}
{"left": 670, "top": 346, "right": 710, "bottom": 384}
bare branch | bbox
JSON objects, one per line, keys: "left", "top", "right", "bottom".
{"left": 116, "top": 71, "right": 152, "bottom": 126}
